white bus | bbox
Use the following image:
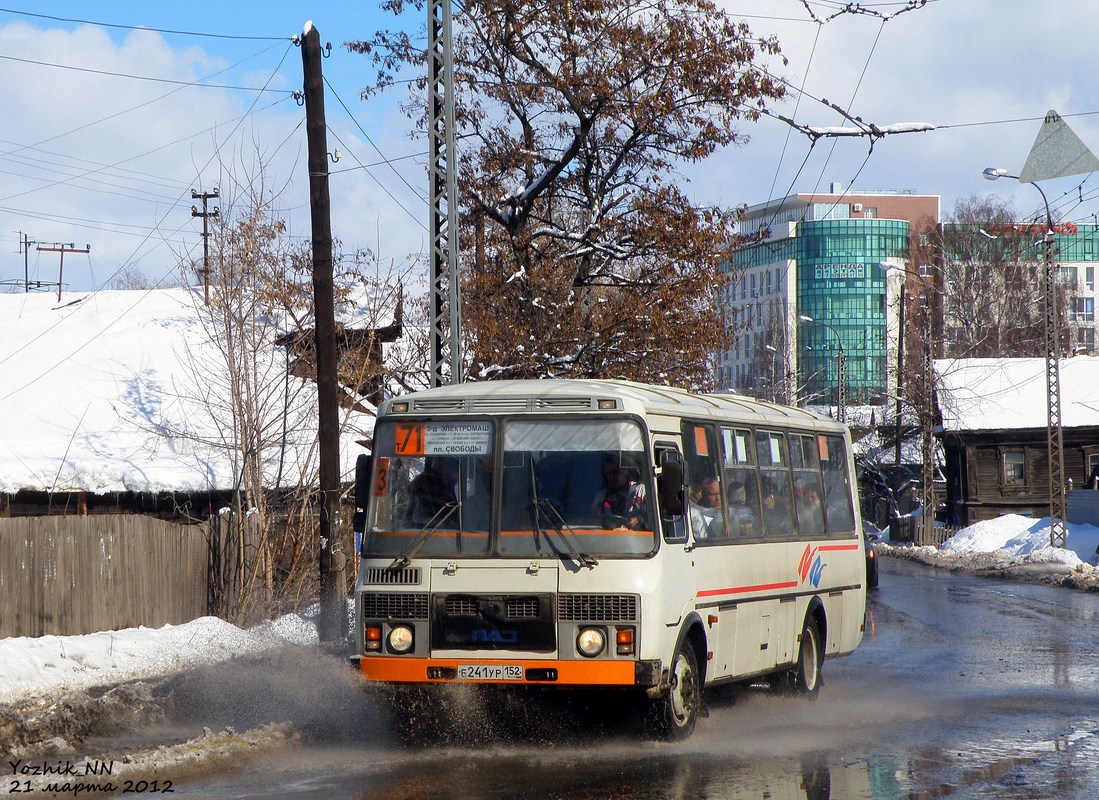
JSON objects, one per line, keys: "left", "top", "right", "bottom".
{"left": 351, "top": 379, "right": 867, "bottom": 738}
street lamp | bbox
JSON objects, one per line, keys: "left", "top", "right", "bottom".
{"left": 799, "top": 313, "right": 846, "bottom": 423}
{"left": 879, "top": 261, "right": 909, "bottom": 469}
{"left": 763, "top": 343, "right": 788, "bottom": 404}
{"left": 983, "top": 166, "right": 1066, "bottom": 548}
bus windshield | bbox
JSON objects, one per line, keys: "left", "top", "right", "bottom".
{"left": 363, "top": 417, "right": 655, "bottom": 559}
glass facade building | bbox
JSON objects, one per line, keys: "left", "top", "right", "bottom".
{"left": 794, "top": 219, "right": 909, "bottom": 403}
{"left": 721, "top": 191, "right": 940, "bottom": 409}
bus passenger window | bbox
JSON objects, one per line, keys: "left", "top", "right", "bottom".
{"left": 791, "top": 434, "right": 825, "bottom": 537}
{"left": 682, "top": 422, "right": 724, "bottom": 542}
{"left": 720, "top": 428, "right": 761, "bottom": 538}
{"left": 819, "top": 434, "right": 855, "bottom": 532}
{"left": 756, "top": 430, "right": 794, "bottom": 537}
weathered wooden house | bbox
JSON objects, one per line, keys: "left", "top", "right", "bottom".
{"left": 935, "top": 357, "right": 1099, "bottom": 526}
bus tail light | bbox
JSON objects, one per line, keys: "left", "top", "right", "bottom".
{"left": 365, "top": 625, "right": 383, "bottom": 652}
{"left": 615, "top": 626, "right": 635, "bottom": 656}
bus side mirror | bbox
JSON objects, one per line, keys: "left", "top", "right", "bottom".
{"left": 353, "top": 453, "right": 373, "bottom": 535}
{"left": 658, "top": 452, "right": 684, "bottom": 517}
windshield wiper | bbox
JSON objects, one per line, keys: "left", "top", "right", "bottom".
{"left": 535, "top": 498, "right": 599, "bottom": 568}
{"left": 528, "top": 460, "right": 598, "bottom": 568}
{"left": 387, "top": 501, "right": 459, "bottom": 570}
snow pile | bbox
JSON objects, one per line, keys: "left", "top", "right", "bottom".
{"left": 0, "top": 613, "right": 319, "bottom": 704}
{"left": 939, "top": 513, "right": 1099, "bottom": 568}
{"left": 881, "top": 514, "right": 1099, "bottom": 584}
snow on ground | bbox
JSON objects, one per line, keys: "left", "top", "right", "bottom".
{"left": 0, "top": 607, "right": 325, "bottom": 705}
{"left": 878, "top": 514, "right": 1099, "bottom": 584}
{"left": 3, "top": 514, "right": 1099, "bottom": 710}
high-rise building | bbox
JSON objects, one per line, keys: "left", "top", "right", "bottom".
{"left": 940, "top": 222, "right": 1099, "bottom": 356}
{"left": 722, "top": 189, "right": 940, "bottom": 408}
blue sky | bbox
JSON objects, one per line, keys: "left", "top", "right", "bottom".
{"left": 3, "top": 1, "right": 1099, "bottom": 295}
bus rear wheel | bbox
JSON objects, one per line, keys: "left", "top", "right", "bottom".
{"left": 775, "top": 617, "right": 823, "bottom": 698}
{"left": 645, "top": 642, "right": 701, "bottom": 740}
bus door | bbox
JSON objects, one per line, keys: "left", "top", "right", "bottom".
{"left": 656, "top": 444, "right": 695, "bottom": 627}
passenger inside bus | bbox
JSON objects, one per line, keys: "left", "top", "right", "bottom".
{"left": 405, "top": 457, "right": 459, "bottom": 528}
{"left": 794, "top": 484, "right": 825, "bottom": 536}
{"left": 592, "top": 455, "right": 648, "bottom": 530}
{"left": 761, "top": 481, "right": 792, "bottom": 535}
{"left": 726, "top": 482, "right": 758, "bottom": 536}
{"left": 689, "top": 478, "right": 723, "bottom": 539}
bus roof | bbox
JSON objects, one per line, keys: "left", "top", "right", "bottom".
{"left": 379, "top": 379, "right": 846, "bottom": 432}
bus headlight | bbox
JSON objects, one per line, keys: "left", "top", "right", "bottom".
{"left": 387, "top": 624, "right": 414, "bottom": 654}
{"left": 577, "top": 627, "right": 606, "bottom": 657}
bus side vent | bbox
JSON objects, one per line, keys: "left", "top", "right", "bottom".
{"left": 364, "top": 567, "right": 422, "bottom": 585}
{"left": 559, "top": 594, "right": 638, "bottom": 622}
{"left": 470, "top": 398, "right": 530, "bottom": 411}
{"left": 361, "top": 592, "right": 430, "bottom": 620}
{"left": 536, "top": 398, "right": 598, "bottom": 410}
{"left": 411, "top": 399, "right": 466, "bottom": 411}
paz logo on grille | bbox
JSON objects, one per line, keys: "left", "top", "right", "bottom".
{"left": 471, "top": 628, "right": 519, "bottom": 643}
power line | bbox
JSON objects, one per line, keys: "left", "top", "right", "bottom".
{"left": 0, "top": 52, "right": 294, "bottom": 94}
{"left": 0, "top": 6, "right": 288, "bottom": 41}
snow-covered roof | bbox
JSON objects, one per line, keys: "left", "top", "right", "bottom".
{"left": 0, "top": 288, "right": 375, "bottom": 494}
{"left": 935, "top": 356, "right": 1099, "bottom": 433}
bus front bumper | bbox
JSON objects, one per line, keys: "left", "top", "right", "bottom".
{"left": 351, "top": 655, "right": 662, "bottom": 688}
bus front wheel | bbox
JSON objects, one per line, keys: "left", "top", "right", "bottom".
{"left": 645, "top": 642, "right": 701, "bottom": 740}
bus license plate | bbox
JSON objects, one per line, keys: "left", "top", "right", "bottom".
{"left": 457, "top": 664, "right": 523, "bottom": 681}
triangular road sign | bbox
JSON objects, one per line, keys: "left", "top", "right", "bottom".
{"left": 1019, "top": 109, "right": 1099, "bottom": 183}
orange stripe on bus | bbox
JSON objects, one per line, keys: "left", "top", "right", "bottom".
{"left": 696, "top": 581, "right": 799, "bottom": 598}
{"left": 358, "top": 657, "right": 637, "bottom": 686}
{"left": 818, "top": 543, "right": 860, "bottom": 552}
{"left": 499, "top": 529, "right": 652, "bottom": 537}
{"left": 367, "top": 530, "right": 490, "bottom": 539}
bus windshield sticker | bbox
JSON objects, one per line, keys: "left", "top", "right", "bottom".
{"left": 423, "top": 422, "right": 493, "bottom": 455}
{"left": 371, "top": 457, "right": 390, "bottom": 497}
{"left": 393, "top": 422, "right": 493, "bottom": 456}
{"left": 694, "top": 425, "right": 709, "bottom": 456}
{"left": 769, "top": 435, "right": 783, "bottom": 464}
{"left": 818, "top": 435, "right": 829, "bottom": 461}
{"left": 394, "top": 422, "right": 425, "bottom": 455}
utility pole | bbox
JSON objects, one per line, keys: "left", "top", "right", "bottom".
{"left": 428, "top": 0, "right": 462, "bottom": 387}
{"left": 894, "top": 276, "right": 906, "bottom": 469}
{"left": 191, "top": 188, "right": 220, "bottom": 305}
{"left": 36, "top": 242, "right": 90, "bottom": 302}
{"left": 18, "top": 232, "right": 37, "bottom": 292}
{"left": 301, "top": 21, "right": 346, "bottom": 644}
{"left": 920, "top": 290, "right": 935, "bottom": 543}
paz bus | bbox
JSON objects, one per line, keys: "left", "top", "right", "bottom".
{"left": 350, "top": 379, "right": 867, "bottom": 738}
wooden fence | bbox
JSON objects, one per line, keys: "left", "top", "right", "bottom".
{"left": 0, "top": 514, "right": 261, "bottom": 639}
{"left": 890, "top": 517, "right": 958, "bottom": 548}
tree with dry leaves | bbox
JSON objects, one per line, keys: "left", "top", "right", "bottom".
{"left": 350, "top": 0, "right": 787, "bottom": 387}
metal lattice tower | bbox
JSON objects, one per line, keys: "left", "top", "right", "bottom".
{"left": 428, "top": 0, "right": 462, "bottom": 387}
{"left": 1042, "top": 229, "right": 1067, "bottom": 547}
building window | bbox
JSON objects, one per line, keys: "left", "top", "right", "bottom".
{"left": 863, "top": 207, "right": 877, "bottom": 219}
{"left": 1072, "top": 297, "right": 1095, "bottom": 322}
{"left": 1058, "top": 266, "right": 1078, "bottom": 289}
{"left": 1087, "top": 267, "right": 1095, "bottom": 291}
{"left": 1003, "top": 450, "right": 1026, "bottom": 487}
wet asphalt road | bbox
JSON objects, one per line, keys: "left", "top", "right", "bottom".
{"left": 169, "top": 559, "right": 1099, "bottom": 799}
